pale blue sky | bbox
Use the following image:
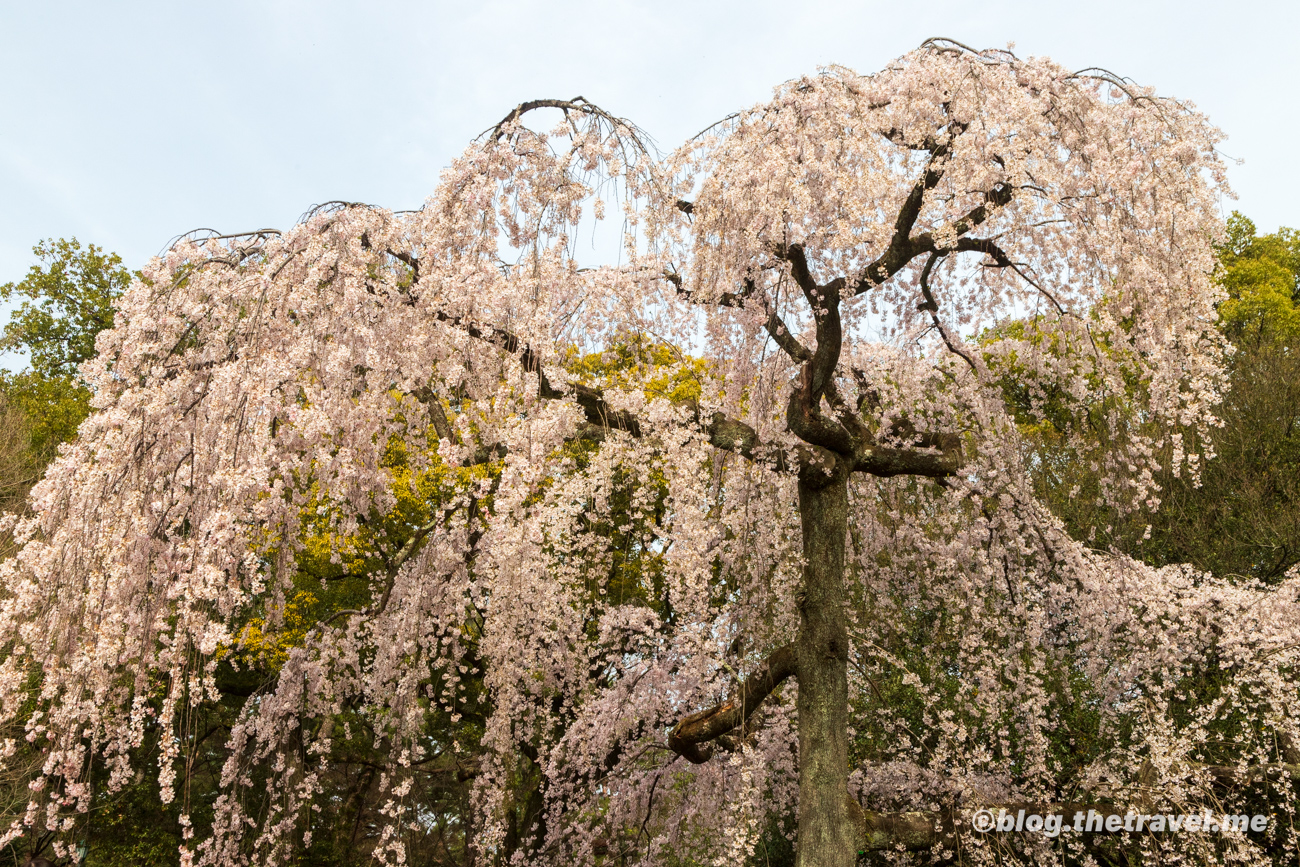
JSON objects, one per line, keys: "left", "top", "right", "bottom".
{"left": 2, "top": 0, "right": 1295, "bottom": 365}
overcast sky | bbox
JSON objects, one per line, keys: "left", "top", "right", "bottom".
{"left": 2, "top": 0, "right": 1295, "bottom": 357}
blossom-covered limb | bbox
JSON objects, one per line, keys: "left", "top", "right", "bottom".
{"left": 667, "top": 643, "right": 796, "bottom": 764}
{"left": 837, "top": 127, "right": 962, "bottom": 296}
{"left": 838, "top": 165, "right": 1014, "bottom": 298}
{"left": 910, "top": 182, "right": 1015, "bottom": 255}
{"left": 487, "top": 96, "right": 648, "bottom": 150}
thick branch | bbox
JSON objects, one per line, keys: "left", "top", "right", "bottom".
{"left": 668, "top": 644, "right": 796, "bottom": 764}
{"left": 912, "top": 182, "right": 1013, "bottom": 254}
{"left": 571, "top": 383, "right": 642, "bottom": 436}
{"left": 822, "top": 378, "right": 875, "bottom": 446}
{"left": 852, "top": 433, "right": 963, "bottom": 478}
{"left": 880, "top": 128, "right": 943, "bottom": 151}
{"left": 845, "top": 170, "right": 1011, "bottom": 297}
{"left": 493, "top": 98, "right": 594, "bottom": 132}
{"left": 841, "top": 130, "right": 963, "bottom": 295}
{"left": 775, "top": 242, "right": 840, "bottom": 400}
{"left": 767, "top": 241, "right": 859, "bottom": 458}
{"left": 857, "top": 805, "right": 951, "bottom": 852}
{"left": 778, "top": 241, "right": 820, "bottom": 301}
{"left": 786, "top": 381, "right": 856, "bottom": 456}
{"left": 954, "top": 235, "right": 1012, "bottom": 267}
{"left": 488, "top": 96, "right": 623, "bottom": 140}
{"left": 430, "top": 287, "right": 960, "bottom": 481}
{"left": 431, "top": 303, "right": 794, "bottom": 469}
{"left": 387, "top": 248, "right": 420, "bottom": 282}
{"left": 894, "top": 135, "right": 957, "bottom": 241}
{"left": 412, "top": 387, "right": 454, "bottom": 443}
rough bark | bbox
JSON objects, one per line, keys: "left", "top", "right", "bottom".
{"left": 794, "top": 462, "right": 856, "bottom": 867}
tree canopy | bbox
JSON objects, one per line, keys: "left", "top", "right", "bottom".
{"left": 1, "top": 237, "right": 127, "bottom": 381}
{"left": 1, "top": 41, "right": 1297, "bottom": 867}
{"left": 0, "top": 238, "right": 127, "bottom": 515}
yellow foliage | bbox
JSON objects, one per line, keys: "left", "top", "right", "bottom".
{"left": 220, "top": 591, "right": 318, "bottom": 670}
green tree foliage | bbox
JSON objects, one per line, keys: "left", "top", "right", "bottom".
{"left": 1, "top": 238, "right": 128, "bottom": 379}
{"left": 0, "top": 399, "right": 36, "bottom": 522}
{"left": 0, "top": 238, "right": 129, "bottom": 474}
{"left": 1217, "top": 213, "right": 1300, "bottom": 342}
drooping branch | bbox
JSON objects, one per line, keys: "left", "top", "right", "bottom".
{"left": 485, "top": 96, "right": 646, "bottom": 152}
{"left": 667, "top": 644, "right": 796, "bottom": 764}
{"left": 666, "top": 271, "right": 812, "bottom": 363}
{"left": 918, "top": 253, "right": 979, "bottom": 372}
{"left": 955, "top": 235, "right": 1072, "bottom": 316}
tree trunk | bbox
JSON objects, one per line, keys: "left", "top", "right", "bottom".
{"left": 795, "top": 462, "right": 855, "bottom": 867}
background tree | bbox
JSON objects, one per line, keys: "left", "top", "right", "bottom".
{"left": 1025, "top": 213, "right": 1300, "bottom": 583}
{"left": 1, "top": 41, "right": 1297, "bottom": 867}
{"left": 0, "top": 238, "right": 128, "bottom": 484}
